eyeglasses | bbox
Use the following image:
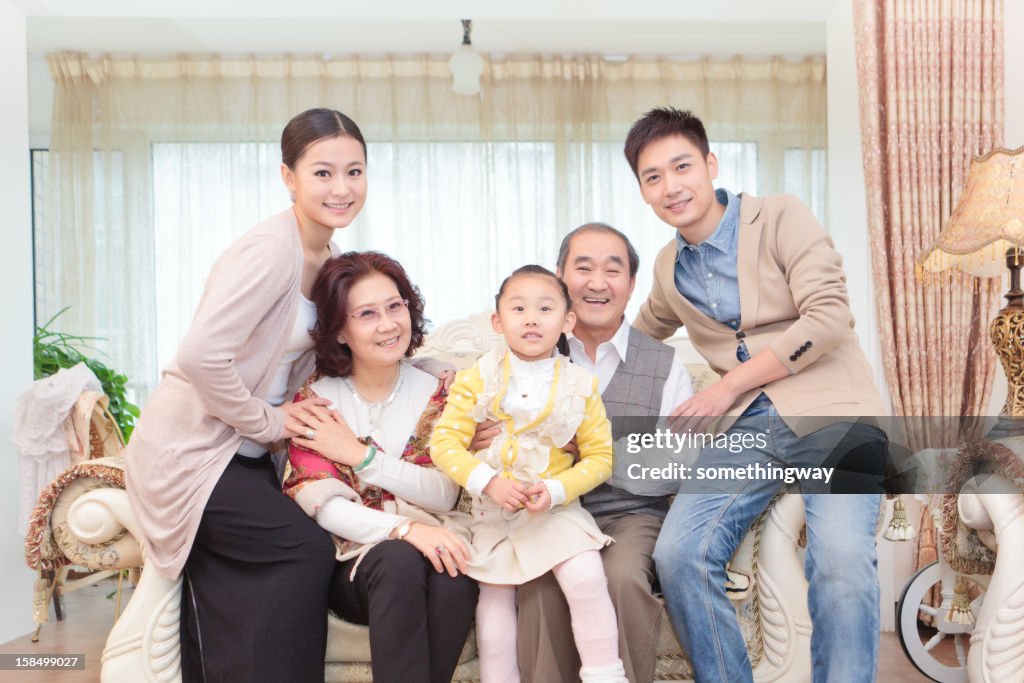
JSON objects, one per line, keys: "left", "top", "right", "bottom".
{"left": 347, "top": 299, "right": 410, "bottom": 324}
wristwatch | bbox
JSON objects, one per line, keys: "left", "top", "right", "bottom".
{"left": 394, "top": 520, "right": 414, "bottom": 541}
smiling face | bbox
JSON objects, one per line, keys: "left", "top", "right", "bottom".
{"left": 636, "top": 134, "right": 722, "bottom": 243}
{"left": 281, "top": 134, "right": 367, "bottom": 232}
{"left": 558, "top": 229, "right": 635, "bottom": 340}
{"left": 338, "top": 272, "right": 411, "bottom": 372}
{"left": 492, "top": 274, "right": 576, "bottom": 362}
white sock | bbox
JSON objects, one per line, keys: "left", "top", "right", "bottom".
{"left": 580, "top": 660, "right": 628, "bottom": 683}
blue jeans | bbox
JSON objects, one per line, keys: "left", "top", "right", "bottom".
{"left": 653, "top": 407, "right": 882, "bottom": 683}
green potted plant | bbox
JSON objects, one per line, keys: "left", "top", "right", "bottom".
{"left": 33, "top": 307, "right": 141, "bottom": 440}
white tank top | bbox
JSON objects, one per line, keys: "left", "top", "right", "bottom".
{"left": 237, "top": 295, "right": 316, "bottom": 457}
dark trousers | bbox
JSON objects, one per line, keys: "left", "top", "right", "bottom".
{"left": 331, "top": 539, "right": 479, "bottom": 683}
{"left": 180, "top": 452, "right": 337, "bottom": 683}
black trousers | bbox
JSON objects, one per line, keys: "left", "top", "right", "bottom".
{"left": 180, "top": 452, "right": 336, "bottom": 683}
{"left": 331, "top": 540, "right": 479, "bottom": 683}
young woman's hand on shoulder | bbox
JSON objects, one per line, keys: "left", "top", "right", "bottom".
{"left": 286, "top": 400, "right": 365, "bottom": 467}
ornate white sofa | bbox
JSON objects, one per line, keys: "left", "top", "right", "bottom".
{"left": 52, "top": 315, "right": 819, "bottom": 682}
{"left": 945, "top": 438, "right": 1024, "bottom": 683}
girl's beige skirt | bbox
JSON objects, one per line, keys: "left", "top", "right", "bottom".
{"left": 466, "top": 495, "right": 612, "bottom": 585}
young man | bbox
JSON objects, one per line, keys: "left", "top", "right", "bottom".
{"left": 473, "top": 223, "right": 693, "bottom": 683}
{"left": 626, "top": 107, "right": 886, "bottom": 683}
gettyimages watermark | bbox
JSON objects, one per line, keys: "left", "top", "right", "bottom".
{"left": 624, "top": 461, "right": 837, "bottom": 486}
{"left": 603, "top": 414, "right": 1024, "bottom": 496}
{"left": 622, "top": 428, "right": 835, "bottom": 485}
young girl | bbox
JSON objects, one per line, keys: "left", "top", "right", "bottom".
{"left": 430, "top": 265, "right": 628, "bottom": 683}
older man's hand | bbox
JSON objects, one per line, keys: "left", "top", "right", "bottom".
{"left": 469, "top": 418, "right": 502, "bottom": 451}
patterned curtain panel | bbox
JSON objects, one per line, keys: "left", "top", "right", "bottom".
{"left": 854, "top": 0, "right": 1004, "bottom": 447}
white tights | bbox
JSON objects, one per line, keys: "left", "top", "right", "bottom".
{"left": 476, "top": 550, "right": 620, "bottom": 682}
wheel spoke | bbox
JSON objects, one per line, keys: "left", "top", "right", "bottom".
{"left": 918, "top": 604, "right": 940, "bottom": 617}
{"left": 924, "top": 632, "right": 946, "bottom": 652}
{"left": 954, "top": 633, "right": 967, "bottom": 668}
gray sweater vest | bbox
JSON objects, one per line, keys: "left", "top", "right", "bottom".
{"left": 582, "top": 327, "right": 676, "bottom": 519}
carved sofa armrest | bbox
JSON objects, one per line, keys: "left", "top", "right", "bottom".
{"left": 957, "top": 473, "right": 1024, "bottom": 683}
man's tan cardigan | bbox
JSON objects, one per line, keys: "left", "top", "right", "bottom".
{"left": 634, "top": 193, "right": 885, "bottom": 435}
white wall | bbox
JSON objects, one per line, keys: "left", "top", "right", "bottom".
{"left": 0, "top": 0, "right": 38, "bottom": 644}
{"left": 27, "top": 55, "right": 51, "bottom": 149}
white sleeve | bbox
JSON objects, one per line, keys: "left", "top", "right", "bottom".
{"left": 659, "top": 356, "right": 695, "bottom": 415}
{"left": 542, "top": 478, "right": 566, "bottom": 507}
{"left": 357, "top": 454, "right": 461, "bottom": 511}
{"left": 315, "top": 496, "right": 405, "bottom": 545}
{"left": 466, "top": 463, "right": 501, "bottom": 497}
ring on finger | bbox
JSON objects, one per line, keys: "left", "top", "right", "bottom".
{"left": 305, "top": 429, "right": 316, "bottom": 440}
{"left": 435, "top": 545, "right": 447, "bottom": 556}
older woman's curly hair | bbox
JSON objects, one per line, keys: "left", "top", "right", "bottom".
{"left": 310, "top": 251, "right": 428, "bottom": 378}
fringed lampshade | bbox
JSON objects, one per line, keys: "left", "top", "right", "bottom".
{"left": 920, "top": 147, "right": 1024, "bottom": 277}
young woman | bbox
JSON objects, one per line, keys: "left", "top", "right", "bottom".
{"left": 126, "top": 108, "right": 368, "bottom": 682}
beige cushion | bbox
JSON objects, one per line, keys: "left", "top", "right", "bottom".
{"left": 326, "top": 614, "right": 476, "bottom": 664}
{"left": 685, "top": 362, "right": 720, "bottom": 393}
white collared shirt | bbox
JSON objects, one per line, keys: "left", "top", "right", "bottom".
{"left": 567, "top": 319, "right": 694, "bottom": 414}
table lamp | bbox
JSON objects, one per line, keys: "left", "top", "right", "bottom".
{"left": 919, "top": 146, "right": 1024, "bottom": 416}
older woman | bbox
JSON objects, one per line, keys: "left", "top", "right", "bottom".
{"left": 284, "top": 251, "right": 477, "bottom": 683}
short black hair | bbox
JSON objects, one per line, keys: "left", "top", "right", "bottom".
{"left": 624, "top": 107, "right": 710, "bottom": 180}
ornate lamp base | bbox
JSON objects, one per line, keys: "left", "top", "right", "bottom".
{"left": 991, "top": 305, "right": 1024, "bottom": 417}
{"left": 989, "top": 249, "right": 1024, "bottom": 417}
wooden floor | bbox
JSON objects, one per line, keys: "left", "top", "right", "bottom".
{"left": 0, "top": 577, "right": 938, "bottom": 682}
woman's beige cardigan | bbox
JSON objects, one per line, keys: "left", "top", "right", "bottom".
{"left": 126, "top": 209, "right": 336, "bottom": 578}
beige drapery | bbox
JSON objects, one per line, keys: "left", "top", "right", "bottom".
{"left": 40, "top": 53, "right": 827, "bottom": 398}
{"left": 854, "top": 0, "right": 1003, "bottom": 448}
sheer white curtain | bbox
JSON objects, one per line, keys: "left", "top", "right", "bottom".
{"left": 40, "top": 53, "right": 826, "bottom": 399}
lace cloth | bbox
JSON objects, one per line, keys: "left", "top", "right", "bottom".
{"left": 14, "top": 363, "right": 102, "bottom": 534}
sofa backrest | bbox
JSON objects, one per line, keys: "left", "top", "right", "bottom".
{"left": 415, "top": 313, "right": 719, "bottom": 388}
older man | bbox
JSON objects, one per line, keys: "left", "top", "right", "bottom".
{"left": 474, "top": 223, "right": 694, "bottom": 683}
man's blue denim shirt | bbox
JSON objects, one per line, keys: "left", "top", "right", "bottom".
{"left": 674, "top": 188, "right": 770, "bottom": 414}
{"left": 674, "top": 187, "right": 741, "bottom": 331}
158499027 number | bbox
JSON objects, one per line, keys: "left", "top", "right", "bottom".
{"left": 0, "top": 654, "right": 85, "bottom": 670}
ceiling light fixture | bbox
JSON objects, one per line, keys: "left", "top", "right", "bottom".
{"left": 448, "top": 19, "right": 484, "bottom": 96}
